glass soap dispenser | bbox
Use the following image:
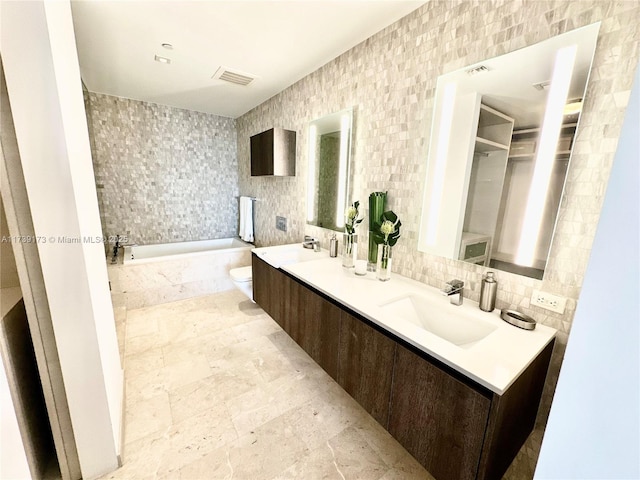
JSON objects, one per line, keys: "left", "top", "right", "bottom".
{"left": 479, "top": 272, "right": 497, "bottom": 312}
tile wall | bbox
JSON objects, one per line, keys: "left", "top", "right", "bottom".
{"left": 236, "top": 0, "right": 640, "bottom": 476}
{"left": 86, "top": 93, "right": 239, "bottom": 247}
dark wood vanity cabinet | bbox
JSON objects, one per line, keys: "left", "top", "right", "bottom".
{"left": 294, "top": 280, "right": 341, "bottom": 380}
{"left": 338, "top": 312, "right": 397, "bottom": 427}
{"left": 251, "top": 253, "right": 554, "bottom": 480}
{"left": 252, "top": 255, "right": 340, "bottom": 379}
{"left": 388, "top": 345, "right": 491, "bottom": 480}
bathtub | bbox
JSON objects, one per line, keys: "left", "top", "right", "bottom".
{"left": 123, "top": 237, "right": 252, "bottom": 265}
{"left": 109, "top": 238, "right": 253, "bottom": 309}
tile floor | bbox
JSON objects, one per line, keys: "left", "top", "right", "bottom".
{"left": 103, "top": 290, "right": 433, "bottom": 480}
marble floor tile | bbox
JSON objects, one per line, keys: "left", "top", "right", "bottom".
{"left": 102, "top": 290, "right": 429, "bottom": 480}
{"left": 124, "top": 391, "right": 172, "bottom": 445}
{"left": 275, "top": 426, "right": 389, "bottom": 480}
{"left": 124, "top": 347, "right": 164, "bottom": 379}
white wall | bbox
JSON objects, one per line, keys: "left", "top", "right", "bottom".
{"left": 0, "top": 1, "right": 122, "bottom": 478}
{"left": 535, "top": 66, "right": 640, "bottom": 478}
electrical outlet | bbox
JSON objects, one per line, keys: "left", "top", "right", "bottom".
{"left": 276, "top": 216, "right": 287, "bottom": 232}
{"left": 531, "top": 289, "right": 567, "bottom": 314}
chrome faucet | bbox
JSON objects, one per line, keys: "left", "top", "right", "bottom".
{"left": 443, "top": 279, "right": 464, "bottom": 306}
{"left": 111, "top": 235, "right": 121, "bottom": 264}
{"left": 302, "top": 235, "right": 320, "bottom": 252}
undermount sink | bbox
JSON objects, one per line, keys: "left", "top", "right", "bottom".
{"left": 379, "top": 293, "right": 498, "bottom": 348}
{"left": 254, "top": 244, "right": 329, "bottom": 268}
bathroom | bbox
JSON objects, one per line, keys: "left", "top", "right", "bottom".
{"left": 0, "top": 1, "right": 638, "bottom": 479}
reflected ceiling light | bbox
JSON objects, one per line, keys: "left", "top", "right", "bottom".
{"left": 563, "top": 99, "right": 583, "bottom": 116}
{"left": 515, "top": 45, "right": 577, "bottom": 267}
{"left": 335, "top": 114, "right": 351, "bottom": 228}
{"left": 154, "top": 55, "right": 171, "bottom": 64}
{"left": 425, "top": 82, "right": 457, "bottom": 246}
{"left": 532, "top": 81, "right": 551, "bottom": 91}
{"left": 161, "top": 43, "right": 173, "bottom": 50}
{"left": 307, "top": 125, "right": 318, "bottom": 223}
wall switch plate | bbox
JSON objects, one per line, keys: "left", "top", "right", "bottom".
{"left": 531, "top": 289, "right": 567, "bottom": 314}
{"left": 276, "top": 216, "right": 287, "bottom": 232}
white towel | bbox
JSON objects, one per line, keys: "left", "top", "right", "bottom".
{"left": 239, "top": 196, "right": 254, "bottom": 243}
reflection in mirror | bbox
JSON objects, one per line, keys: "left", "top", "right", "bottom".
{"left": 418, "top": 23, "right": 600, "bottom": 279}
{"left": 307, "top": 108, "right": 353, "bottom": 232}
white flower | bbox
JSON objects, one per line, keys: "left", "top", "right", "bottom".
{"left": 380, "top": 220, "right": 395, "bottom": 236}
{"left": 345, "top": 206, "right": 358, "bottom": 223}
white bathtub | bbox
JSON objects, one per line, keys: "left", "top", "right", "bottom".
{"left": 123, "top": 237, "right": 252, "bottom": 265}
{"left": 110, "top": 238, "right": 253, "bottom": 309}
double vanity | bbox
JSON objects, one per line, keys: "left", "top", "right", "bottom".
{"left": 251, "top": 244, "right": 556, "bottom": 480}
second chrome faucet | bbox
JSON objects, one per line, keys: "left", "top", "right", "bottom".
{"left": 443, "top": 279, "right": 464, "bottom": 306}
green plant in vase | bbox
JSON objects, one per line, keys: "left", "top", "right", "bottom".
{"left": 343, "top": 201, "right": 363, "bottom": 268}
{"left": 371, "top": 210, "right": 402, "bottom": 281}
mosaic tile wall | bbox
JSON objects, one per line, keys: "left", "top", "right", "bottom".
{"left": 236, "top": 1, "right": 640, "bottom": 477}
{"left": 86, "top": 93, "right": 239, "bottom": 246}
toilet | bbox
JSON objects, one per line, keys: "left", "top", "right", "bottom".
{"left": 230, "top": 265, "right": 254, "bottom": 302}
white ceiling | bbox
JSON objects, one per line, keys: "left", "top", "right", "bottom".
{"left": 71, "top": 0, "right": 426, "bottom": 119}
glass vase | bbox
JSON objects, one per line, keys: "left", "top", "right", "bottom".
{"left": 367, "top": 237, "right": 378, "bottom": 272}
{"left": 368, "top": 191, "right": 387, "bottom": 271}
{"left": 342, "top": 233, "right": 358, "bottom": 268}
{"left": 376, "top": 244, "right": 392, "bottom": 282}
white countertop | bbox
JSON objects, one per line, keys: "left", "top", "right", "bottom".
{"left": 280, "top": 253, "right": 556, "bottom": 395}
{"left": 253, "top": 244, "right": 330, "bottom": 268}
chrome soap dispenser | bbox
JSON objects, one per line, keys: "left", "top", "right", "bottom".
{"left": 479, "top": 272, "right": 497, "bottom": 312}
{"left": 329, "top": 234, "right": 338, "bottom": 257}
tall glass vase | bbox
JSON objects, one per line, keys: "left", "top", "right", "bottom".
{"left": 342, "top": 233, "right": 357, "bottom": 268}
{"left": 376, "top": 244, "right": 392, "bottom": 282}
{"left": 368, "top": 191, "right": 387, "bottom": 271}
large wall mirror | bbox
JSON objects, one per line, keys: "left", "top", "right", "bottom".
{"left": 418, "top": 23, "right": 600, "bottom": 279}
{"left": 306, "top": 108, "right": 354, "bottom": 232}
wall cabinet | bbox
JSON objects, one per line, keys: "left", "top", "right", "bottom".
{"left": 252, "top": 253, "right": 554, "bottom": 480}
{"left": 250, "top": 128, "right": 296, "bottom": 176}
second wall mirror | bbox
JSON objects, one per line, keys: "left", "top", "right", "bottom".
{"left": 306, "top": 108, "right": 354, "bottom": 232}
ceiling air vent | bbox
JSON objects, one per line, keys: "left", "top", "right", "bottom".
{"left": 465, "top": 65, "right": 489, "bottom": 76}
{"left": 212, "top": 66, "right": 256, "bottom": 86}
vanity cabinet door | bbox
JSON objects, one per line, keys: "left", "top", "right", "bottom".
{"left": 337, "top": 312, "right": 397, "bottom": 427}
{"left": 296, "top": 287, "right": 341, "bottom": 380}
{"left": 252, "top": 254, "right": 284, "bottom": 326}
{"left": 388, "top": 344, "right": 491, "bottom": 480}
{"left": 252, "top": 254, "right": 273, "bottom": 317}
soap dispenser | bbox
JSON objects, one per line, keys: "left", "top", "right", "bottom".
{"left": 479, "top": 272, "right": 497, "bottom": 312}
{"left": 329, "top": 234, "right": 338, "bottom": 257}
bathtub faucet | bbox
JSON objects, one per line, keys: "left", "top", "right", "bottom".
{"left": 111, "top": 235, "right": 121, "bottom": 264}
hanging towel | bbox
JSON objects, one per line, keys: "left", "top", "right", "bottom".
{"left": 239, "top": 196, "right": 254, "bottom": 243}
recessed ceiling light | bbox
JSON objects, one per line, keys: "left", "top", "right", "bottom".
{"left": 161, "top": 43, "right": 173, "bottom": 50}
{"left": 154, "top": 55, "right": 171, "bottom": 64}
